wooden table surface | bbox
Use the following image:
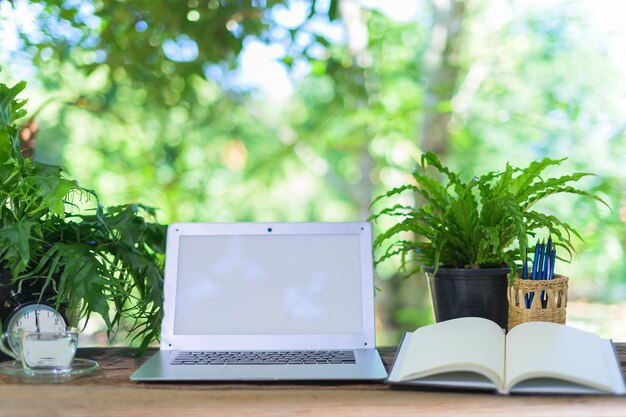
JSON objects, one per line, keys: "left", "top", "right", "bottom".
{"left": 1, "top": 344, "right": 625, "bottom": 417}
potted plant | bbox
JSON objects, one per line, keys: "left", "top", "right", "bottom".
{"left": 370, "top": 151, "right": 607, "bottom": 328}
{"left": 0, "top": 80, "right": 166, "bottom": 353}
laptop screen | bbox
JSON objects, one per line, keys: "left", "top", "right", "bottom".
{"left": 173, "top": 233, "right": 363, "bottom": 336}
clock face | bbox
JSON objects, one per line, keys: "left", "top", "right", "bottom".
{"left": 5, "top": 303, "right": 68, "bottom": 354}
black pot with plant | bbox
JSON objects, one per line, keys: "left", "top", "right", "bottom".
{"left": 0, "top": 80, "right": 166, "bottom": 353}
{"left": 370, "top": 151, "right": 607, "bottom": 329}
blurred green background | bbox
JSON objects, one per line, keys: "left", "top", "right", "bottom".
{"left": 1, "top": 0, "right": 624, "bottom": 345}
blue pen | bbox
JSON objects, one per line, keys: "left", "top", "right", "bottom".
{"left": 542, "top": 242, "right": 549, "bottom": 307}
{"left": 531, "top": 241, "right": 540, "bottom": 281}
{"left": 522, "top": 255, "right": 530, "bottom": 308}
{"left": 550, "top": 248, "right": 556, "bottom": 280}
{"left": 528, "top": 241, "right": 541, "bottom": 307}
{"left": 543, "top": 237, "right": 552, "bottom": 280}
{"left": 540, "top": 238, "right": 553, "bottom": 307}
{"left": 536, "top": 240, "right": 546, "bottom": 306}
{"left": 523, "top": 256, "right": 529, "bottom": 308}
{"left": 537, "top": 240, "right": 545, "bottom": 279}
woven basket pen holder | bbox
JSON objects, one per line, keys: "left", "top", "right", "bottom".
{"left": 507, "top": 274, "right": 568, "bottom": 331}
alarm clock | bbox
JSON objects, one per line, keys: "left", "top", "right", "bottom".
{"left": 2, "top": 294, "right": 68, "bottom": 355}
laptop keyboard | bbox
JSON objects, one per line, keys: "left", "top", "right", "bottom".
{"left": 171, "top": 350, "right": 356, "bottom": 365}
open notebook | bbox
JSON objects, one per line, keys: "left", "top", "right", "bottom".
{"left": 388, "top": 317, "right": 625, "bottom": 395}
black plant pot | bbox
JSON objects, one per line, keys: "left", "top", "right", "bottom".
{"left": 424, "top": 267, "right": 510, "bottom": 329}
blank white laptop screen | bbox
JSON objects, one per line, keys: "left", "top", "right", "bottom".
{"left": 173, "top": 233, "right": 363, "bottom": 336}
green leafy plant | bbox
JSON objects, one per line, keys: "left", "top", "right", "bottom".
{"left": 0, "top": 80, "right": 166, "bottom": 353}
{"left": 370, "top": 152, "right": 608, "bottom": 277}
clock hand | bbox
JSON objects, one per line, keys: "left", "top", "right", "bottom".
{"left": 35, "top": 308, "right": 41, "bottom": 333}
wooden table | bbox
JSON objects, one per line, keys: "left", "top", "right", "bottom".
{"left": 1, "top": 345, "right": 625, "bottom": 417}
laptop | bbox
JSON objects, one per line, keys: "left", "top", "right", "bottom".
{"left": 131, "top": 222, "right": 387, "bottom": 381}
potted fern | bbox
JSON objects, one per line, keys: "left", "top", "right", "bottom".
{"left": 0, "top": 80, "right": 166, "bottom": 353}
{"left": 370, "top": 152, "right": 607, "bottom": 328}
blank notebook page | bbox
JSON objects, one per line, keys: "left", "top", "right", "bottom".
{"left": 400, "top": 317, "right": 505, "bottom": 385}
{"left": 505, "top": 322, "right": 615, "bottom": 391}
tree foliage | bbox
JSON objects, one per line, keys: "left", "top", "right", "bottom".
{"left": 1, "top": 0, "right": 625, "bottom": 343}
{"left": 13, "top": 0, "right": 339, "bottom": 105}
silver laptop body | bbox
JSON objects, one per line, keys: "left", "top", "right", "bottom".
{"left": 131, "top": 222, "right": 387, "bottom": 381}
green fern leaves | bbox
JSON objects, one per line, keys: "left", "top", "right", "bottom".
{"left": 370, "top": 152, "right": 609, "bottom": 277}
